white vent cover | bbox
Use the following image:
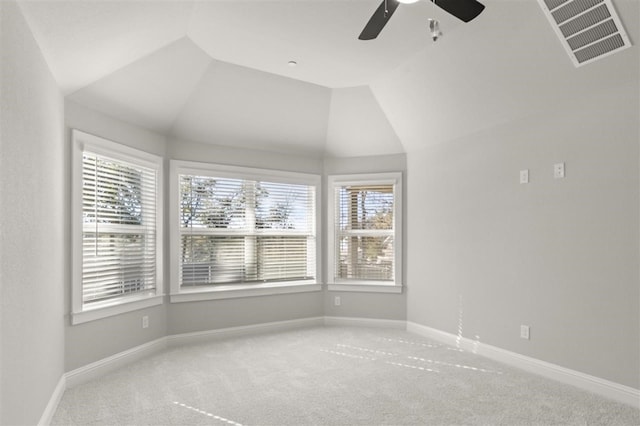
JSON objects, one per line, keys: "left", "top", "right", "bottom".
{"left": 536, "top": 0, "right": 631, "bottom": 67}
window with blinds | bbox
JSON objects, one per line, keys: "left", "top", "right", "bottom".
{"left": 72, "top": 130, "right": 163, "bottom": 323}
{"left": 82, "top": 152, "right": 158, "bottom": 305}
{"left": 328, "top": 173, "right": 402, "bottom": 288}
{"left": 178, "top": 173, "right": 316, "bottom": 287}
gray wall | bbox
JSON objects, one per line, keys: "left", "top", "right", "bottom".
{"left": 0, "top": 1, "right": 66, "bottom": 424}
{"left": 168, "top": 292, "right": 323, "bottom": 335}
{"left": 406, "top": 78, "right": 639, "bottom": 389}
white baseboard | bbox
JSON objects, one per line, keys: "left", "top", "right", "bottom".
{"left": 64, "top": 316, "right": 324, "bottom": 394}
{"left": 61, "top": 316, "right": 388, "bottom": 391}
{"left": 407, "top": 321, "right": 640, "bottom": 408}
{"left": 38, "top": 375, "right": 66, "bottom": 426}
{"left": 324, "top": 315, "right": 406, "bottom": 329}
{"left": 65, "top": 337, "right": 167, "bottom": 388}
{"left": 43, "top": 317, "right": 638, "bottom": 425}
{"left": 167, "top": 316, "right": 325, "bottom": 346}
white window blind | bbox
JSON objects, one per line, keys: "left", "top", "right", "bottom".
{"left": 82, "top": 152, "right": 158, "bottom": 305}
{"left": 334, "top": 183, "right": 395, "bottom": 282}
{"left": 179, "top": 174, "right": 316, "bottom": 286}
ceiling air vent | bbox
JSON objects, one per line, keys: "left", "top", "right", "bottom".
{"left": 536, "top": 0, "right": 631, "bottom": 67}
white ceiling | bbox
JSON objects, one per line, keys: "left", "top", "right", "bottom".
{"left": 17, "top": 0, "right": 639, "bottom": 157}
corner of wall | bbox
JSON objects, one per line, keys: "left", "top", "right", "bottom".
{"left": 1, "top": 1, "right": 66, "bottom": 424}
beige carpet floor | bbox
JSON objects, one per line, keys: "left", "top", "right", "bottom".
{"left": 52, "top": 325, "right": 639, "bottom": 425}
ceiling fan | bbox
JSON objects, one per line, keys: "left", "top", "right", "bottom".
{"left": 359, "top": 0, "right": 485, "bottom": 40}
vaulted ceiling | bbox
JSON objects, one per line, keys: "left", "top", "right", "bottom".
{"left": 18, "top": 0, "right": 639, "bottom": 157}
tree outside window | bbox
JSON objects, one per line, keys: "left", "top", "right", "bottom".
{"left": 178, "top": 174, "right": 315, "bottom": 286}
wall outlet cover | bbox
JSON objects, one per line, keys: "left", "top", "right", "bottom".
{"left": 520, "top": 325, "right": 530, "bottom": 340}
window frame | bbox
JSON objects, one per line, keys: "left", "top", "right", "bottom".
{"left": 169, "top": 160, "right": 322, "bottom": 302}
{"left": 327, "top": 172, "right": 403, "bottom": 293}
{"left": 71, "top": 130, "right": 164, "bottom": 325}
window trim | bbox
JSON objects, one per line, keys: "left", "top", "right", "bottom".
{"left": 327, "top": 172, "right": 403, "bottom": 293}
{"left": 169, "top": 160, "right": 322, "bottom": 302}
{"left": 71, "top": 130, "right": 164, "bottom": 324}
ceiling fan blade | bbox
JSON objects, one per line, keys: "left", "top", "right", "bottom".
{"left": 358, "top": 0, "right": 401, "bottom": 41}
{"left": 433, "top": 0, "right": 485, "bottom": 23}
{"left": 358, "top": 0, "right": 484, "bottom": 41}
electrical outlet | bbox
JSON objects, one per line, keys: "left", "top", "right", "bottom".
{"left": 142, "top": 316, "right": 149, "bottom": 329}
{"left": 520, "top": 325, "right": 530, "bottom": 340}
{"left": 334, "top": 296, "right": 341, "bottom": 306}
{"left": 554, "top": 163, "right": 565, "bottom": 179}
{"left": 520, "top": 169, "right": 529, "bottom": 184}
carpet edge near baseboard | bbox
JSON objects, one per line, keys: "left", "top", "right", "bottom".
{"left": 406, "top": 321, "right": 640, "bottom": 408}
{"left": 39, "top": 317, "right": 639, "bottom": 425}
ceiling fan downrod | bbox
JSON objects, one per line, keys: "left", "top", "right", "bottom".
{"left": 429, "top": 0, "right": 441, "bottom": 42}
{"left": 358, "top": 0, "right": 484, "bottom": 41}
{"left": 428, "top": 18, "right": 441, "bottom": 42}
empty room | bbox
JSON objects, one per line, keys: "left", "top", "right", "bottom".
{"left": 1, "top": 0, "right": 639, "bottom": 424}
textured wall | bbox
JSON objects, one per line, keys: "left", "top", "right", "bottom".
{"left": 0, "top": 1, "right": 66, "bottom": 423}
{"left": 405, "top": 80, "right": 639, "bottom": 389}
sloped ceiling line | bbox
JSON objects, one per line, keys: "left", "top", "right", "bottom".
{"left": 67, "top": 37, "right": 214, "bottom": 133}
{"left": 325, "top": 85, "right": 405, "bottom": 157}
{"left": 16, "top": 0, "right": 639, "bottom": 157}
{"left": 169, "top": 57, "right": 332, "bottom": 156}
{"left": 166, "top": 38, "right": 215, "bottom": 134}
{"left": 19, "top": 0, "right": 195, "bottom": 95}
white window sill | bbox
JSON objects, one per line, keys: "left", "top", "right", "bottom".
{"left": 327, "top": 283, "right": 403, "bottom": 294}
{"left": 72, "top": 294, "right": 164, "bottom": 325}
{"left": 171, "top": 281, "right": 322, "bottom": 303}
